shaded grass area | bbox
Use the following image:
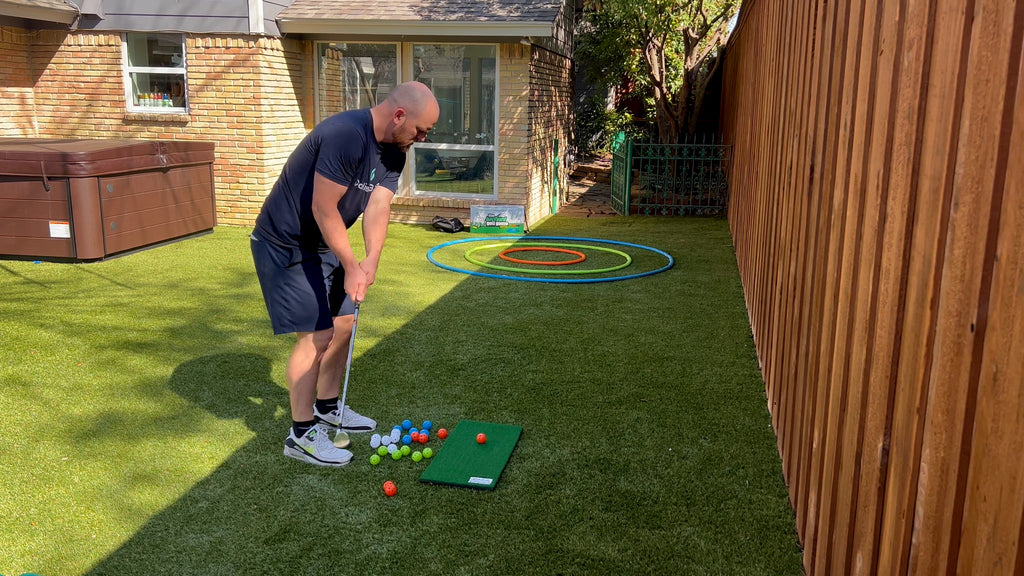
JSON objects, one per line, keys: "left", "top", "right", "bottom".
{"left": 0, "top": 216, "right": 802, "bottom": 575}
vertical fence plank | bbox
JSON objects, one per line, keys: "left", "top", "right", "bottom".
{"left": 783, "top": 0, "right": 816, "bottom": 515}
{"left": 877, "top": 0, "right": 965, "bottom": 572}
{"left": 842, "top": 0, "right": 910, "bottom": 571}
{"left": 793, "top": 0, "right": 828, "bottom": 539}
{"left": 797, "top": 0, "right": 842, "bottom": 567}
{"left": 803, "top": 0, "right": 852, "bottom": 571}
{"left": 864, "top": 0, "right": 934, "bottom": 571}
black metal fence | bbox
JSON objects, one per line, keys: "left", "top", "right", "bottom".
{"left": 610, "top": 133, "right": 731, "bottom": 216}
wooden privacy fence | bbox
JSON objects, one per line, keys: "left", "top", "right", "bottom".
{"left": 720, "top": 0, "right": 1023, "bottom": 574}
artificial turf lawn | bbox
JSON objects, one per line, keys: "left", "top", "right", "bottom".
{"left": 0, "top": 216, "right": 802, "bottom": 575}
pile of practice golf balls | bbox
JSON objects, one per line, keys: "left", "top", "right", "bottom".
{"left": 367, "top": 419, "right": 448, "bottom": 467}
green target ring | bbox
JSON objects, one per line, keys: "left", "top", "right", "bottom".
{"left": 464, "top": 242, "right": 632, "bottom": 275}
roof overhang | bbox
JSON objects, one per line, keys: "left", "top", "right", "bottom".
{"left": 0, "top": 0, "right": 78, "bottom": 24}
{"left": 276, "top": 18, "right": 553, "bottom": 41}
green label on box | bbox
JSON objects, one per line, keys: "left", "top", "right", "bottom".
{"left": 470, "top": 205, "right": 525, "bottom": 234}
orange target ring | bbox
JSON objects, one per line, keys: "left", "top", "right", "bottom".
{"left": 498, "top": 246, "right": 587, "bottom": 266}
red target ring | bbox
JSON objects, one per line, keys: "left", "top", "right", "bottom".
{"left": 498, "top": 246, "right": 587, "bottom": 266}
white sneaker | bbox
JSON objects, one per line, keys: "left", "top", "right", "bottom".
{"left": 283, "top": 425, "right": 353, "bottom": 466}
{"left": 313, "top": 404, "right": 376, "bottom": 433}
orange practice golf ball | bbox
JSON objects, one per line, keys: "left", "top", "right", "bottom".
{"left": 383, "top": 481, "right": 397, "bottom": 497}
{"left": 477, "top": 433, "right": 487, "bottom": 444}
{"left": 437, "top": 428, "right": 448, "bottom": 439}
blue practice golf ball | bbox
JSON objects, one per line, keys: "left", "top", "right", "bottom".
{"left": 422, "top": 420, "right": 433, "bottom": 430}
{"left": 402, "top": 434, "right": 412, "bottom": 445}
{"left": 402, "top": 419, "right": 413, "bottom": 430}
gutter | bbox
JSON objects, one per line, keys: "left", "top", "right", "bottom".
{"left": 0, "top": 0, "right": 78, "bottom": 24}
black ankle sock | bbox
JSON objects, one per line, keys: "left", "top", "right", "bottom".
{"left": 315, "top": 396, "right": 339, "bottom": 414}
{"left": 292, "top": 420, "right": 316, "bottom": 437}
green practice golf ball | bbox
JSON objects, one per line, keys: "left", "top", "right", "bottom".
{"left": 370, "top": 454, "right": 381, "bottom": 466}
{"left": 411, "top": 451, "right": 423, "bottom": 462}
{"left": 377, "top": 446, "right": 388, "bottom": 456}
{"left": 400, "top": 445, "right": 411, "bottom": 456}
{"left": 391, "top": 450, "right": 403, "bottom": 460}
{"left": 423, "top": 447, "right": 434, "bottom": 458}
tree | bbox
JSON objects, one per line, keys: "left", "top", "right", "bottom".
{"left": 577, "top": 0, "right": 740, "bottom": 143}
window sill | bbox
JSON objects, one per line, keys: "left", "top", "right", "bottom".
{"left": 123, "top": 112, "right": 191, "bottom": 123}
{"left": 393, "top": 196, "right": 476, "bottom": 209}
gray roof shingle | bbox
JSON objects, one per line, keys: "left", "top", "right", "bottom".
{"left": 278, "top": 0, "right": 563, "bottom": 23}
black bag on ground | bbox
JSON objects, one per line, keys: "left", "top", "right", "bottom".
{"left": 432, "top": 216, "right": 465, "bottom": 233}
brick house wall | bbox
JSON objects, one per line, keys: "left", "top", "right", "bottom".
{"left": 0, "top": 27, "right": 37, "bottom": 137}
{"left": 528, "top": 45, "right": 573, "bottom": 226}
{"left": 1, "top": 26, "right": 571, "bottom": 229}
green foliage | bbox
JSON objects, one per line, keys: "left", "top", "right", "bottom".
{"left": 575, "top": 89, "right": 648, "bottom": 156}
{"left": 577, "top": 0, "right": 740, "bottom": 142}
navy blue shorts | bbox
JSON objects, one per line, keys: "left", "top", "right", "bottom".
{"left": 250, "top": 234, "right": 355, "bottom": 335}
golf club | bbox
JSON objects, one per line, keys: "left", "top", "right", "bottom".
{"left": 333, "top": 302, "right": 360, "bottom": 449}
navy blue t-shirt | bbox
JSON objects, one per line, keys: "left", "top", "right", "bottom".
{"left": 254, "top": 108, "right": 406, "bottom": 250}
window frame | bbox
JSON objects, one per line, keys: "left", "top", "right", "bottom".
{"left": 122, "top": 32, "right": 188, "bottom": 114}
{"left": 313, "top": 41, "right": 499, "bottom": 200}
{"left": 314, "top": 42, "right": 402, "bottom": 125}
{"left": 407, "top": 42, "right": 498, "bottom": 200}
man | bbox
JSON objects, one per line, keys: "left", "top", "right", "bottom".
{"left": 250, "top": 81, "right": 439, "bottom": 466}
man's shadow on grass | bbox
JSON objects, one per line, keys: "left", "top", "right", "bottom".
{"left": 85, "top": 353, "right": 365, "bottom": 576}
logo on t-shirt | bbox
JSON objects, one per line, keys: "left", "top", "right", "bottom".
{"left": 353, "top": 168, "right": 378, "bottom": 193}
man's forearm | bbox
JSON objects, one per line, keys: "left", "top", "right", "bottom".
{"left": 361, "top": 187, "right": 394, "bottom": 266}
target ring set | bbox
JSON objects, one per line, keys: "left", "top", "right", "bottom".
{"left": 427, "top": 236, "right": 674, "bottom": 283}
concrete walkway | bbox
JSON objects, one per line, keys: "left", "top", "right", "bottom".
{"left": 559, "top": 159, "right": 617, "bottom": 217}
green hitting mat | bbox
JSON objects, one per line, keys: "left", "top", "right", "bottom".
{"left": 419, "top": 420, "right": 522, "bottom": 490}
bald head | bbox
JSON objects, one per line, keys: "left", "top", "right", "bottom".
{"left": 373, "top": 81, "right": 440, "bottom": 151}
{"left": 385, "top": 81, "right": 439, "bottom": 119}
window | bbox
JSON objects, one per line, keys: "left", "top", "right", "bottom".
{"left": 412, "top": 44, "right": 497, "bottom": 198}
{"left": 315, "top": 42, "right": 498, "bottom": 199}
{"left": 317, "top": 43, "right": 399, "bottom": 120}
{"left": 123, "top": 33, "right": 187, "bottom": 112}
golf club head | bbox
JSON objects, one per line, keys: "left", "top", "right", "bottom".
{"left": 333, "top": 429, "right": 351, "bottom": 449}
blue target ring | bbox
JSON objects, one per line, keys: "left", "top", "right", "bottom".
{"left": 427, "top": 236, "right": 674, "bottom": 283}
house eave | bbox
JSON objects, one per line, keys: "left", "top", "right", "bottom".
{"left": 0, "top": 0, "right": 78, "bottom": 24}
{"left": 277, "top": 18, "right": 553, "bottom": 40}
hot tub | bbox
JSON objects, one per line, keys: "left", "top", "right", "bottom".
{"left": 0, "top": 138, "right": 216, "bottom": 261}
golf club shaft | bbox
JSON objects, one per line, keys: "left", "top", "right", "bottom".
{"left": 337, "top": 302, "right": 360, "bottom": 429}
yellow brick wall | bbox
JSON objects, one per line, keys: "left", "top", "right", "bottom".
{"left": 0, "top": 27, "right": 37, "bottom": 136}
{"left": 528, "top": 46, "right": 574, "bottom": 226}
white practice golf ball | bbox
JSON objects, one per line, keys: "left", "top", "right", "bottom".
{"left": 387, "top": 443, "right": 398, "bottom": 454}
{"left": 370, "top": 434, "right": 381, "bottom": 449}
